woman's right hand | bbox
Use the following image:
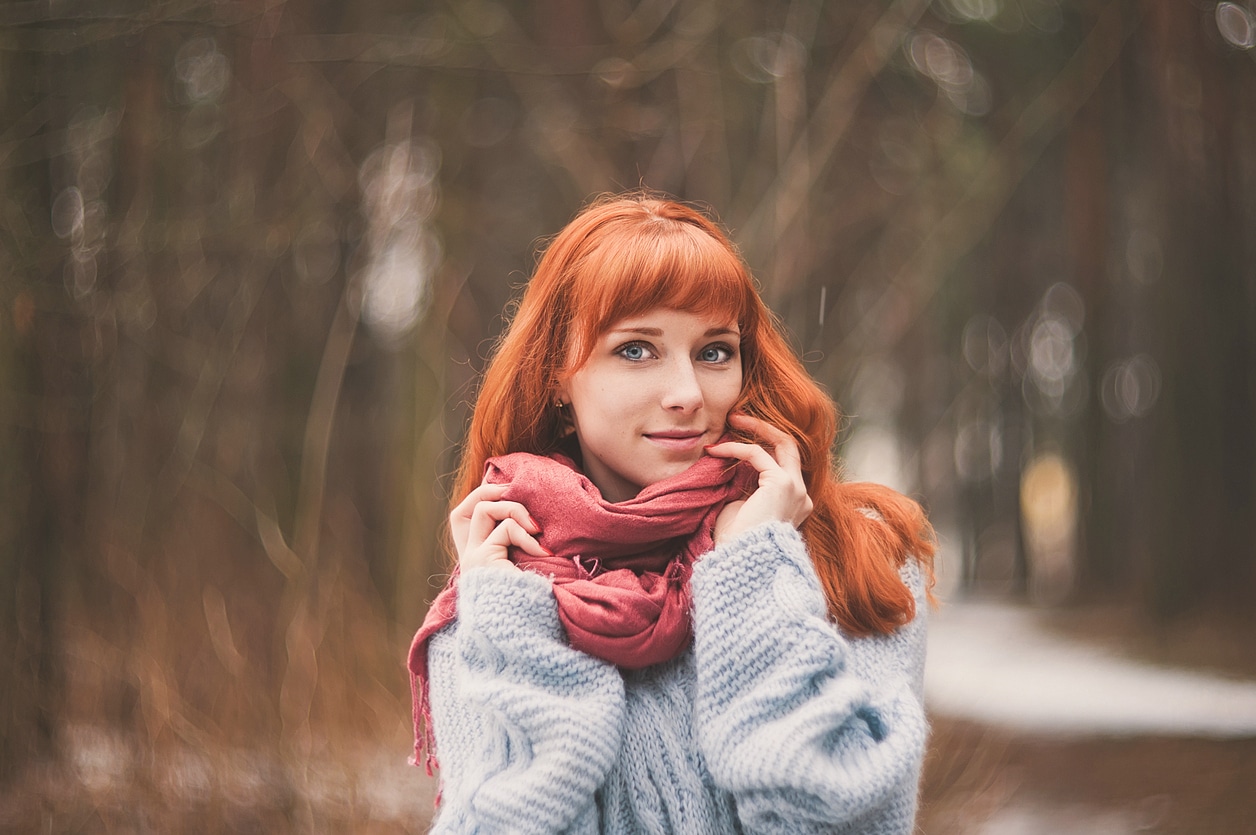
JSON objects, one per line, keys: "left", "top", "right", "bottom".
{"left": 449, "top": 481, "right": 550, "bottom": 571}
{"left": 706, "top": 413, "right": 813, "bottom": 545}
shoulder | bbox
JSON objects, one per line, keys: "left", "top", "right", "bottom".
{"left": 897, "top": 555, "right": 929, "bottom": 602}
{"left": 843, "top": 558, "right": 930, "bottom": 696}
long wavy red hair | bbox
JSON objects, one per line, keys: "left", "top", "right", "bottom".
{"left": 452, "top": 192, "right": 935, "bottom": 636}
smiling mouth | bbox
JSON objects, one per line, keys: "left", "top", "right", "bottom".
{"left": 644, "top": 431, "right": 706, "bottom": 451}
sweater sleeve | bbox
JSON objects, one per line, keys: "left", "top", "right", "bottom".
{"left": 426, "top": 566, "right": 626, "bottom": 834}
{"left": 690, "top": 522, "right": 929, "bottom": 835}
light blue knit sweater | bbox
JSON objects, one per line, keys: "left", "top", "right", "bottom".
{"left": 426, "top": 521, "right": 929, "bottom": 834}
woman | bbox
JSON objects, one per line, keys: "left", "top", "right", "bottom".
{"left": 409, "top": 193, "right": 936, "bottom": 834}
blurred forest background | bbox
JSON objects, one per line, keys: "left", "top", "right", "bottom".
{"left": 2, "top": 0, "right": 1254, "bottom": 831}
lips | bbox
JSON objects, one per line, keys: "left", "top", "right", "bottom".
{"left": 643, "top": 430, "right": 707, "bottom": 451}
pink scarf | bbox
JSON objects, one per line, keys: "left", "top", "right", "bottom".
{"left": 407, "top": 448, "right": 753, "bottom": 772}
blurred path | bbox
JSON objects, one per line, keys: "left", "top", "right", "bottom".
{"left": 924, "top": 600, "right": 1256, "bottom": 737}
{"left": 922, "top": 601, "right": 1256, "bottom": 833}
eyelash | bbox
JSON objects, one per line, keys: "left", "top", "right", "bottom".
{"left": 699, "top": 343, "right": 735, "bottom": 363}
{"left": 615, "top": 341, "right": 736, "bottom": 364}
{"left": 616, "top": 342, "right": 654, "bottom": 361}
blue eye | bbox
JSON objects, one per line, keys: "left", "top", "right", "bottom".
{"left": 700, "top": 344, "right": 733, "bottom": 363}
{"left": 618, "top": 343, "right": 650, "bottom": 361}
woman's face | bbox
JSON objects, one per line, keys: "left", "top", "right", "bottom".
{"left": 557, "top": 308, "right": 743, "bottom": 502}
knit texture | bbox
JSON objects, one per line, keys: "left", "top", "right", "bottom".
{"left": 409, "top": 449, "right": 753, "bottom": 770}
{"left": 426, "top": 522, "right": 929, "bottom": 834}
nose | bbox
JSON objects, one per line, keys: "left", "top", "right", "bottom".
{"left": 659, "top": 358, "right": 704, "bottom": 413}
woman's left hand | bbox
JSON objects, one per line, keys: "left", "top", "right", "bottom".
{"left": 705, "top": 413, "right": 814, "bottom": 545}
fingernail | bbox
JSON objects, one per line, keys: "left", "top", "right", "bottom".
{"left": 527, "top": 515, "right": 542, "bottom": 533}
{"left": 541, "top": 546, "right": 554, "bottom": 556}
{"left": 703, "top": 444, "right": 715, "bottom": 450}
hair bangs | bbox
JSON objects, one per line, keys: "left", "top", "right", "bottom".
{"left": 565, "top": 218, "right": 755, "bottom": 367}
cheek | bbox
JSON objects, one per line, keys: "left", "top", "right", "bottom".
{"left": 579, "top": 382, "right": 631, "bottom": 418}
{"left": 713, "top": 375, "right": 743, "bottom": 414}
{"left": 568, "top": 382, "right": 634, "bottom": 439}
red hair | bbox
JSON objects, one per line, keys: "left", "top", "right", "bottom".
{"left": 453, "top": 192, "right": 935, "bottom": 636}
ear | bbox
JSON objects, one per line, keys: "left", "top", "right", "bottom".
{"left": 553, "top": 383, "right": 577, "bottom": 437}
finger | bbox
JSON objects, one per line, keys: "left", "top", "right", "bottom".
{"left": 450, "top": 483, "right": 511, "bottom": 537}
{"left": 726, "top": 412, "right": 797, "bottom": 447}
{"left": 467, "top": 500, "right": 542, "bottom": 547}
{"left": 463, "top": 518, "right": 550, "bottom": 570}
{"left": 704, "top": 440, "right": 782, "bottom": 475}
{"left": 449, "top": 483, "right": 515, "bottom": 552}
{"left": 484, "top": 517, "right": 551, "bottom": 557}
{"left": 451, "top": 482, "right": 511, "bottom": 519}
{"left": 727, "top": 412, "right": 790, "bottom": 439}
{"left": 727, "top": 414, "right": 803, "bottom": 468}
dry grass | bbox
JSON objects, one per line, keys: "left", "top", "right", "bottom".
{"left": 0, "top": 727, "right": 436, "bottom": 833}
{"left": 1, "top": 523, "right": 441, "bottom": 833}
{"left": 10, "top": 544, "right": 1255, "bottom": 835}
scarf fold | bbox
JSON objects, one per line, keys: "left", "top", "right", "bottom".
{"left": 407, "top": 448, "right": 753, "bottom": 772}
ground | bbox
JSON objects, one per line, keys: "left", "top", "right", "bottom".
{"left": 921, "top": 718, "right": 1256, "bottom": 834}
{"left": 920, "top": 599, "right": 1256, "bottom": 834}
{"left": 5, "top": 600, "right": 1256, "bottom": 833}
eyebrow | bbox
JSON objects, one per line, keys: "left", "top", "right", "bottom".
{"left": 608, "top": 326, "right": 740, "bottom": 338}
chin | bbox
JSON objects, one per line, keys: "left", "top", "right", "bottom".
{"left": 653, "top": 458, "right": 702, "bottom": 483}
